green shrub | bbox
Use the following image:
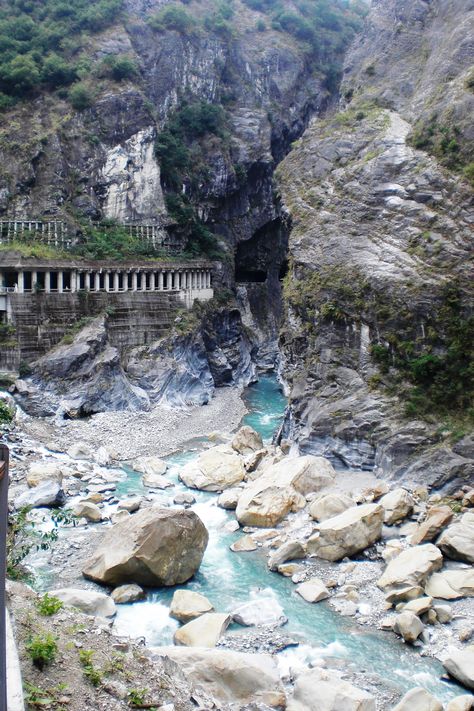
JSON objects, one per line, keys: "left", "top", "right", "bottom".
{"left": 463, "top": 162, "right": 474, "bottom": 186}
{"left": 73, "top": 222, "right": 164, "bottom": 261}
{"left": 26, "top": 633, "right": 58, "bottom": 670}
{"left": 68, "top": 82, "right": 94, "bottom": 110}
{"left": 0, "top": 399, "right": 13, "bottom": 424}
{"left": 79, "top": 650, "right": 103, "bottom": 687}
{"left": 256, "top": 19, "right": 266, "bottom": 31}
{"left": 41, "top": 53, "right": 77, "bottom": 87}
{"left": 100, "top": 54, "right": 137, "bottom": 81}
{"left": 148, "top": 5, "right": 196, "bottom": 34}
{"left": 36, "top": 593, "right": 64, "bottom": 617}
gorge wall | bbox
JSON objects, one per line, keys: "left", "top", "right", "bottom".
{"left": 277, "top": 0, "right": 474, "bottom": 490}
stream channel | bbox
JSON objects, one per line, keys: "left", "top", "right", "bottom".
{"left": 34, "top": 375, "right": 463, "bottom": 704}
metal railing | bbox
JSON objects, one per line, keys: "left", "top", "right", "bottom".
{"left": 0, "top": 443, "right": 9, "bottom": 711}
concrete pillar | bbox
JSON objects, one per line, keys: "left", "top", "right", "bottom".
{"left": 150, "top": 272, "right": 156, "bottom": 291}
{"left": 70, "top": 271, "right": 76, "bottom": 293}
{"left": 31, "top": 270, "right": 37, "bottom": 291}
{"left": 140, "top": 272, "right": 146, "bottom": 291}
{"left": 94, "top": 272, "right": 100, "bottom": 292}
{"left": 158, "top": 271, "right": 164, "bottom": 290}
{"left": 85, "top": 272, "right": 90, "bottom": 291}
{"left": 123, "top": 272, "right": 129, "bottom": 292}
{"left": 45, "top": 272, "right": 51, "bottom": 293}
{"left": 113, "top": 272, "right": 119, "bottom": 292}
{"left": 17, "top": 271, "right": 24, "bottom": 293}
{"left": 57, "top": 271, "right": 63, "bottom": 293}
{"left": 132, "top": 272, "right": 138, "bottom": 291}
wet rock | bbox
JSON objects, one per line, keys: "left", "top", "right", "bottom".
{"left": 51, "top": 588, "right": 116, "bottom": 618}
{"left": 377, "top": 544, "right": 443, "bottom": 601}
{"left": 236, "top": 455, "right": 335, "bottom": 527}
{"left": 307, "top": 503, "right": 384, "bottom": 562}
{"left": 309, "top": 493, "right": 354, "bottom": 522}
{"left": 169, "top": 590, "right": 214, "bottom": 623}
{"left": 173, "top": 492, "right": 196, "bottom": 506}
{"left": 153, "top": 647, "right": 286, "bottom": 708}
{"left": 143, "top": 473, "right": 174, "bottom": 489}
{"left": 82, "top": 507, "right": 208, "bottom": 587}
{"left": 231, "top": 426, "right": 263, "bottom": 455}
{"left": 267, "top": 540, "right": 306, "bottom": 571}
{"left": 232, "top": 598, "right": 286, "bottom": 627}
{"left": 217, "top": 488, "right": 242, "bottom": 510}
{"left": 425, "top": 569, "right": 474, "bottom": 599}
{"left": 411, "top": 506, "right": 454, "bottom": 545}
{"left": 132, "top": 456, "right": 167, "bottom": 477}
{"left": 111, "top": 584, "right": 145, "bottom": 604}
{"left": 443, "top": 646, "right": 474, "bottom": 690}
{"left": 437, "top": 513, "right": 474, "bottom": 564}
{"left": 67, "top": 442, "right": 93, "bottom": 460}
{"left": 287, "top": 668, "right": 375, "bottom": 711}
{"left": 296, "top": 578, "right": 329, "bottom": 603}
{"left": 14, "top": 480, "right": 65, "bottom": 509}
{"left": 379, "top": 488, "right": 414, "bottom": 525}
{"left": 72, "top": 501, "right": 103, "bottom": 522}
{"left": 179, "top": 444, "right": 245, "bottom": 492}
{"left": 174, "top": 613, "right": 231, "bottom": 648}
{"left": 393, "top": 611, "right": 424, "bottom": 643}
{"left": 117, "top": 497, "right": 142, "bottom": 513}
{"left": 392, "top": 687, "right": 443, "bottom": 711}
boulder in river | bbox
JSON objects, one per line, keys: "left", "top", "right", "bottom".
{"left": 15, "top": 480, "right": 65, "bottom": 509}
{"left": 179, "top": 444, "right": 245, "bottom": 492}
{"left": 82, "top": 507, "right": 208, "bottom": 587}
{"left": 232, "top": 596, "right": 286, "bottom": 627}
{"left": 142, "top": 473, "right": 173, "bottom": 489}
{"left": 437, "top": 512, "right": 474, "bottom": 564}
{"left": 174, "top": 612, "right": 230, "bottom": 647}
{"left": 443, "top": 646, "right": 474, "bottom": 690}
{"left": 392, "top": 687, "right": 443, "bottom": 711}
{"left": 72, "top": 501, "right": 102, "bottom": 522}
{"left": 131, "top": 456, "right": 167, "bottom": 477}
{"left": 287, "top": 668, "right": 375, "bottom": 711}
{"left": 307, "top": 503, "right": 384, "bottom": 562}
{"left": 111, "top": 584, "right": 145, "bottom": 604}
{"left": 446, "top": 695, "right": 474, "bottom": 711}
{"left": 268, "top": 540, "right": 306, "bottom": 571}
{"left": 152, "top": 647, "right": 286, "bottom": 708}
{"left": 379, "top": 488, "right": 414, "bottom": 525}
{"left": 50, "top": 588, "right": 116, "bottom": 618}
{"left": 377, "top": 544, "right": 443, "bottom": 601}
{"left": 236, "top": 455, "right": 335, "bottom": 527}
{"left": 231, "top": 425, "right": 263, "bottom": 455}
{"left": 169, "top": 590, "right": 214, "bottom": 623}
{"left": 217, "top": 487, "right": 242, "bottom": 510}
{"left": 425, "top": 569, "right": 474, "bottom": 599}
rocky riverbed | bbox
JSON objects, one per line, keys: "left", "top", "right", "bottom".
{"left": 4, "top": 378, "right": 474, "bottom": 711}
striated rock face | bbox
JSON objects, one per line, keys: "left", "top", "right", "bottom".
{"left": 277, "top": 0, "right": 474, "bottom": 491}
{"left": 82, "top": 507, "right": 208, "bottom": 587}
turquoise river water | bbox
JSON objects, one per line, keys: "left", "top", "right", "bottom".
{"left": 105, "top": 374, "right": 465, "bottom": 704}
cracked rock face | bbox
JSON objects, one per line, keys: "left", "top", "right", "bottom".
{"left": 277, "top": 0, "right": 474, "bottom": 491}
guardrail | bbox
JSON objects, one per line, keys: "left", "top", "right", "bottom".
{"left": 0, "top": 288, "right": 15, "bottom": 294}
{"left": 0, "top": 443, "right": 9, "bottom": 711}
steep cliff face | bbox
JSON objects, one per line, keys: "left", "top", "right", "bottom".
{"left": 277, "top": 0, "right": 474, "bottom": 490}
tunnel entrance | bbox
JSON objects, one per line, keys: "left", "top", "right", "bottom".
{"left": 235, "top": 268, "right": 267, "bottom": 283}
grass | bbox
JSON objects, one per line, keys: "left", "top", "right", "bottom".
{"left": 79, "top": 649, "right": 103, "bottom": 687}
{"left": 26, "top": 632, "right": 58, "bottom": 670}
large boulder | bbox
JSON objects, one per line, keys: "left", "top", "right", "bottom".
{"left": 179, "top": 445, "right": 245, "bottom": 492}
{"left": 142, "top": 473, "right": 173, "bottom": 489}
{"left": 169, "top": 590, "right": 214, "bottom": 623}
{"left": 411, "top": 506, "right": 454, "bottom": 545}
{"left": 309, "top": 493, "right": 354, "bottom": 522}
{"left": 307, "top": 504, "right": 384, "bottom": 562}
{"left": 82, "top": 507, "right": 208, "bottom": 587}
{"left": 443, "top": 646, "right": 474, "bottom": 690}
{"left": 446, "top": 695, "right": 474, "bottom": 711}
{"left": 173, "top": 613, "right": 230, "bottom": 647}
{"left": 15, "top": 480, "right": 65, "bottom": 509}
{"left": 268, "top": 540, "right": 306, "bottom": 571}
{"left": 236, "top": 455, "right": 335, "bottom": 527}
{"left": 437, "top": 513, "right": 474, "bottom": 564}
{"left": 153, "top": 647, "right": 286, "bottom": 708}
{"left": 232, "top": 596, "right": 286, "bottom": 627}
{"left": 424, "top": 569, "right": 474, "bottom": 600}
{"left": 50, "top": 588, "right": 116, "bottom": 618}
{"left": 392, "top": 688, "right": 443, "bottom": 711}
{"left": 287, "top": 668, "right": 375, "bottom": 711}
{"left": 27, "top": 462, "right": 64, "bottom": 488}
{"left": 379, "top": 488, "right": 414, "bottom": 525}
{"left": 231, "top": 426, "right": 263, "bottom": 455}
{"left": 377, "top": 544, "right": 443, "bottom": 601}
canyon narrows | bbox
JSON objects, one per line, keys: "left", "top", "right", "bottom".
{"left": 1, "top": 1, "right": 473, "bottom": 710}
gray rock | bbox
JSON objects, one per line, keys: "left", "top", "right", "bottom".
{"left": 15, "top": 480, "right": 65, "bottom": 509}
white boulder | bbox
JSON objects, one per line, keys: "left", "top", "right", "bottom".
{"left": 179, "top": 445, "right": 245, "bottom": 492}
{"left": 169, "top": 590, "right": 214, "bottom": 623}
{"left": 173, "top": 612, "right": 230, "bottom": 647}
{"left": 392, "top": 687, "right": 443, "bottom": 711}
{"left": 307, "top": 504, "right": 384, "bottom": 561}
{"left": 50, "top": 588, "right": 116, "bottom": 617}
{"left": 296, "top": 578, "right": 330, "bottom": 603}
{"left": 379, "top": 488, "right": 414, "bottom": 525}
